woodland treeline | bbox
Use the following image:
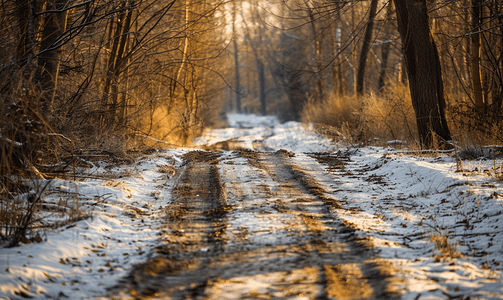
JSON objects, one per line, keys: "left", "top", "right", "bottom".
{"left": 1, "top": 0, "right": 503, "bottom": 177}
{"left": 1, "top": 0, "right": 234, "bottom": 242}
{"left": 0, "top": 0, "right": 502, "bottom": 244}
{"left": 229, "top": 0, "right": 503, "bottom": 148}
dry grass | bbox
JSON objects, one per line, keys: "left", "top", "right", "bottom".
{"left": 302, "top": 82, "right": 503, "bottom": 155}
{"left": 0, "top": 70, "right": 49, "bottom": 246}
{"left": 301, "top": 93, "right": 367, "bottom": 146}
{"left": 363, "top": 84, "right": 418, "bottom": 146}
{"left": 302, "top": 83, "right": 418, "bottom": 147}
{"left": 0, "top": 71, "right": 96, "bottom": 246}
{"left": 0, "top": 67, "right": 188, "bottom": 246}
{"left": 447, "top": 101, "right": 503, "bottom": 175}
{"left": 449, "top": 101, "right": 503, "bottom": 145}
{"left": 430, "top": 233, "right": 463, "bottom": 261}
{"left": 302, "top": 94, "right": 362, "bottom": 129}
{"left": 449, "top": 131, "right": 503, "bottom": 181}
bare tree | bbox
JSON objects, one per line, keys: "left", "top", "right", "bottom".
{"left": 102, "top": 0, "right": 136, "bottom": 128}
{"left": 377, "top": 2, "right": 393, "bottom": 92}
{"left": 471, "top": 0, "right": 485, "bottom": 113}
{"left": 242, "top": 1, "right": 267, "bottom": 115}
{"left": 232, "top": 0, "right": 242, "bottom": 113}
{"left": 36, "top": 0, "right": 68, "bottom": 115}
{"left": 356, "top": 0, "right": 378, "bottom": 96}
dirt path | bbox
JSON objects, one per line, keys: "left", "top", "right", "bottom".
{"left": 111, "top": 150, "right": 401, "bottom": 299}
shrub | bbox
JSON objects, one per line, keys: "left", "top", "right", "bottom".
{"left": 0, "top": 71, "right": 50, "bottom": 246}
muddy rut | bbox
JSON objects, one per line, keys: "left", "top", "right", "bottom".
{"left": 111, "top": 150, "right": 400, "bottom": 299}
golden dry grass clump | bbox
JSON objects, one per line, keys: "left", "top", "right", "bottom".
{"left": 301, "top": 83, "right": 418, "bottom": 147}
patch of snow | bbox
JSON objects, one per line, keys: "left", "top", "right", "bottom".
{"left": 195, "top": 114, "right": 336, "bottom": 153}
{"left": 226, "top": 113, "right": 279, "bottom": 128}
{"left": 0, "top": 152, "right": 184, "bottom": 299}
{"left": 329, "top": 147, "right": 503, "bottom": 299}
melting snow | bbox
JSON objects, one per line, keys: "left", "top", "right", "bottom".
{"left": 1, "top": 113, "right": 503, "bottom": 299}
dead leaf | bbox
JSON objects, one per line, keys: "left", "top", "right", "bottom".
{"left": 33, "top": 234, "right": 42, "bottom": 243}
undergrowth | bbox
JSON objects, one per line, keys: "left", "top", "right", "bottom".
{"left": 302, "top": 83, "right": 418, "bottom": 147}
{"left": 1, "top": 71, "right": 52, "bottom": 246}
{"left": 302, "top": 82, "right": 503, "bottom": 157}
{"left": 0, "top": 72, "right": 138, "bottom": 247}
{"left": 0, "top": 62, "right": 216, "bottom": 246}
{"left": 431, "top": 233, "right": 463, "bottom": 261}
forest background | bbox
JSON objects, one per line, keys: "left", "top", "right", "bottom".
{"left": 1, "top": 0, "right": 503, "bottom": 243}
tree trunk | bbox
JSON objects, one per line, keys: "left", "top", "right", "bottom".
{"left": 233, "top": 40, "right": 242, "bottom": 113}
{"left": 243, "top": 4, "right": 267, "bottom": 116}
{"left": 118, "top": 6, "right": 135, "bottom": 129}
{"left": 232, "top": 1, "right": 242, "bottom": 113}
{"left": 15, "top": 0, "right": 37, "bottom": 70}
{"left": 496, "top": 2, "right": 503, "bottom": 111}
{"left": 103, "top": 15, "right": 122, "bottom": 125}
{"left": 377, "top": 2, "right": 393, "bottom": 92}
{"left": 257, "top": 59, "right": 266, "bottom": 115}
{"left": 169, "top": 0, "right": 190, "bottom": 115}
{"left": 356, "top": 0, "right": 379, "bottom": 96}
{"left": 37, "top": 0, "right": 67, "bottom": 116}
{"left": 256, "top": 16, "right": 267, "bottom": 115}
{"left": 112, "top": 4, "right": 133, "bottom": 128}
{"left": 332, "top": 26, "right": 344, "bottom": 96}
{"left": 378, "top": 42, "right": 391, "bottom": 92}
{"left": 393, "top": 0, "right": 451, "bottom": 148}
{"left": 103, "top": 1, "right": 134, "bottom": 127}
{"left": 305, "top": 0, "right": 324, "bottom": 102}
{"left": 471, "top": 0, "right": 485, "bottom": 112}
{"left": 287, "top": 75, "right": 306, "bottom": 121}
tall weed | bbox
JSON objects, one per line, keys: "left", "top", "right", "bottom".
{"left": 302, "top": 83, "right": 418, "bottom": 147}
{"left": 0, "top": 71, "right": 51, "bottom": 246}
{"left": 363, "top": 84, "right": 418, "bottom": 146}
{"left": 301, "top": 94, "right": 362, "bottom": 129}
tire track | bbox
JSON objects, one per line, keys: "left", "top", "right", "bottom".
{"left": 111, "top": 149, "right": 401, "bottom": 299}
{"left": 113, "top": 151, "right": 231, "bottom": 299}
{"left": 233, "top": 149, "right": 401, "bottom": 299}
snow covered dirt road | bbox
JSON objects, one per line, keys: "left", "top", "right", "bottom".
{"left": 2, "top": 114, "right": 503, "bottom": 300}
{"left": 110, "top": 149, "right": 401, "bottom": 299}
